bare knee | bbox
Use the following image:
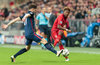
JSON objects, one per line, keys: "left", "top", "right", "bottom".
{"left": 26, "top": 45, "right": 31, "bottom": 51}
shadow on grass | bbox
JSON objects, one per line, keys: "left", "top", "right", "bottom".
{"left": 42, "top": 60, "right": 65, "bottom": 63}
{"left": 9, "top": 61, "right": 27, "bottom": 64}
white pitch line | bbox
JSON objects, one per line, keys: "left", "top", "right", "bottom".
{"left": 0, "top": 45, "right": 100, "bottom": 54}
{"left": 0, "top": 45, "right": 41, "bottom": 50}
{"left": 69, "top": 50, "right": 100, "bottom": 54}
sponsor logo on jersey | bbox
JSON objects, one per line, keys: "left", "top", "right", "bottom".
{"left": 55, "top": 35, "right": 57, "bottom": 38}
{"left": 60, "top": 21, "right": 62, "bottom": 24}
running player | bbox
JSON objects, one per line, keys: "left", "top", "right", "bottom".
{"left": 51, "top": 7, "right": 71, "bottom": 61}
{"left": 2, "top": 4, "right": 63, "bottom": 62}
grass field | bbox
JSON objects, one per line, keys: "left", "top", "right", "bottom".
{"left": 0, "top": 44, "right": 100, "bottom": 65}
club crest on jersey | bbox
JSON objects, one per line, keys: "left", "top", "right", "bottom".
{"left": 55, "top": 35, "right": 57, "bottom": 38}
{"left": 60, "top": 21, "right": 62, "bottom": 24}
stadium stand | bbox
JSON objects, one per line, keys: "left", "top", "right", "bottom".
{"left": 0, "top": 0, "right": 100, "bottom": 47}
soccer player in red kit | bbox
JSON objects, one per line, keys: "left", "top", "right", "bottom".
{"left": 51, "top": 7, "right": 71, "bottom": 61}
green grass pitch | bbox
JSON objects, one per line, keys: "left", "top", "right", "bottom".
{"left": 0, "top": 44, "right": 100, "bottom": 65}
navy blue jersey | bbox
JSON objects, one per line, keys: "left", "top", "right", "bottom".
{"left": 20, "top": 11, "right": 35, "bottom": 36}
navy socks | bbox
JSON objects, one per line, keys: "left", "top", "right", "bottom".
{"left": 13, "top": 43, "right": 57, "bottom": 58}
{"left": 44, "top": 43, "right": 57, "bottom": 54}
{"left": 14, "top": 48, "right": 27, "bottom": 58}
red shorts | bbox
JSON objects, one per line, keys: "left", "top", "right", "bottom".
{"left": 51, "top": 30, "right": 63, "bottom": 40}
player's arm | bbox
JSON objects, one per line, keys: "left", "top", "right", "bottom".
{"left": 36, "top": 19, "right": 39, "bottom": 25}
{"left": 57, "top": 24, "right": 66, "bottom": 30}
{"left": 57, "top": 24, "right": 71, "bottom": 32}
{"left": 44, "top": 15, "right": 49, "bottom": 20}
{"left": 57, "top": 17, "right": 67, "bottom": 31}
{"left": 36, "top": 14, "right": 40, "bottom": 26}
{"left": 22, "top": 14, "right": 31, "bottom": 22}
{"left": 65, "top": 20, "right": 71, "bottom": 32}
{"left": 57, "top": 17, "right": 71, "bottom": 32}
{"left": 35, "top": 19, "right": 39, "bottom": 31}
{"left": 43, "top": 12, "right": 49, "bottom": 20}
{"left": 2, "top": 17, "right": 21, "bottom": 29}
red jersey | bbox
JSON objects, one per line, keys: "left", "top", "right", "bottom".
{"left": 51, "top": 14, "right": 69, "bottom": 31}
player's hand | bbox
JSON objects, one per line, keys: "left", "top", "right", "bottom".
{"left": 22, "top": 17, "right": 26, "bottom": 22}
{"left": 66, "top": 29, "right": 71, "bottom": 32}
{"left": 68, "top": 30, "right": 71, "bottom": 32}
{"left": 2, "top": 24, "right": 8, "bottom": 29}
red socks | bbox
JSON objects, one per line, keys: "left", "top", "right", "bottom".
{"left": 65, "top": 56, "right": 68, "bottom": 59}
{"left": 59, "top": 44, "right": 69, "bottom": 59}
{"left": 59, "top": 44, "right": 64, "bottom": 50}
{"left": 54, "top": 34, "right": 69, "bottom": 59}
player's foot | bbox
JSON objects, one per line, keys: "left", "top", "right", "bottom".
{"left": 56, "top": 50, "right": 63, "bottom": 57}
{"left": 11, "top": 56, "right": 15, "bottom": 62}
{"left": 65, "top": 58, "right": 69, "bottom": 61}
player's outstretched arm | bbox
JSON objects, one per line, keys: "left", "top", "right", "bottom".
{"left": 2, "top": 17, "right": 21, "bottom": 29}
{"left": 65, "top": 29, "right": 71, "bottom": 32}
{"left": 57, "top": 24, "right": 66, "bottom": 30}
{"left": 22, "top": 14, "right": 31, "bottom": 22}
{"left": 57, "top": 25, "right": 71, "bottom": 32}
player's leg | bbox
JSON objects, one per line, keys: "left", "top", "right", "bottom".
{"left": 40, "top": 38, "right": 63, "bottom": 56}
{"left": 54, "top": 30, "right": 63, "bottom": 47}
{"left": 39, "top": 25, "right": 46, "bottom": 38}
{"left": 59, "top": 40, "right": 64, "bottom": 50}
{"left": 39, "top": 25, "right": 46, "bottom": 48}
{"left": 40, "top": 43, "right": 46, "bottom": 49}
{"left": 11, "top": 39, "right": 32, "bottom": 62}
{"left": 44, "top": 25, "right": 49, "bottom": 40}
{"left": 47, "top": 27, "right": 52, "bottom": 43}
{"left": 52, "top": 30, "right": 70, "bottom": 61}
{"left": 51, "top": 30, "right": 58, "bottom": 46}
{"left": 59, "top": 41, "right": 69, "bottom": 61}
{"left": 32, "top": 33, "right": 63, "bottom": 56}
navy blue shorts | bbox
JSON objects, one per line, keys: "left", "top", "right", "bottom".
{"left": 39, "top": 25, "right": 48, "bottom": 35}
{"left": 25, "top": 33, "right": 43, "bottom": 45}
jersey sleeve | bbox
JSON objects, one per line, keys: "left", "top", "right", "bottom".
{"left": 20, "top": 14, "right": 25, "bottom": 20}
{"left": 28, "top": 11, "right": 34, "bottom": 17}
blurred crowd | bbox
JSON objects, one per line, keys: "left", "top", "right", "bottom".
{"left": 0, "top": 0, "right": 99, "bottom": 47}
{"left": 0, "top": 0, "right": 100, "bottom": 21}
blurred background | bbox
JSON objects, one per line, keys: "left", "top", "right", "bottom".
{"left": 0, "top": 0, "right": 100, "bottom": 48}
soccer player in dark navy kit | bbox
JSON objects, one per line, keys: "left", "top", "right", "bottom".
{"left": 2, "top": 4, "right": 63, "bottom": 62}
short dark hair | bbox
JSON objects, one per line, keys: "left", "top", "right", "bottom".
{"left": 63, "top": 7, "right": 70, "bottom": 12}
{"left": 29, "top": 4, "right": 37, "bottom": 9}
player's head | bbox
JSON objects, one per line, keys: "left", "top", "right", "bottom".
{"left": 41, "top": 7, "right": 46, "bottom": 13}
{"left": 29, "top": 4, "right": 37, "bottom": 12}
{"left": 63, "top": 7, "right": 70, "bottom": 18}
{"left": 47, "top": 7, "right": 52, "bottom": 13}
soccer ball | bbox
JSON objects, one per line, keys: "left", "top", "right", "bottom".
{"left": 62, "top": 49, "right": 69, "bottom": 57}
